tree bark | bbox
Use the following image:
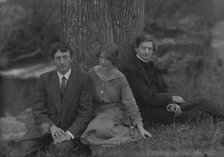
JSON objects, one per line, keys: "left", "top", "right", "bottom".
{"left": 61, "top": 0, "right": 145, "bottom": 70}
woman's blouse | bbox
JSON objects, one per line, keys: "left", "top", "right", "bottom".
{"left": 88, "top": 65, "right": 143, "bottom": 126}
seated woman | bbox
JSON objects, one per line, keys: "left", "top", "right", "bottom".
{"left": 81, "top": 42, "right": 152, "bottom": 145}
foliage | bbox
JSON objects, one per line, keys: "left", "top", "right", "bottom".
{"left": 144, "top": 0, "right": 214, "bottom": 36}
{"left": 159, "top": 52, "right": 224, "bottom": 102}
{"left": 143, "top": 0, "right": 224, "bottom": 103}
{"left": 0, "top": 0, "right": 61, "bottom": 63}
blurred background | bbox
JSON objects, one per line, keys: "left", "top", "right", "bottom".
{"left": 1, "top": 0, "right": 224, "bottom": 118}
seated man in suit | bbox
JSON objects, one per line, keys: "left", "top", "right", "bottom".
{"left": 122, "top": 33, "right": 224, "bottom": 124}
{"left": 11, "top": 42, "right": 94, "bottom": 156}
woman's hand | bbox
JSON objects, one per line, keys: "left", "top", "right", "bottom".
{"left": 137, "top": 124, "right": 152, "bottom": 138}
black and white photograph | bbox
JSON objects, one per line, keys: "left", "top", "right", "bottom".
{"left": 1, "top": 0, "right": 224, "bottom": 156}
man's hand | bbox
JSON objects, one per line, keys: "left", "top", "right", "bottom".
{"left": 167, "top": 104, "right": 182, "bottom": 117}
{"left": 52, "top": 131, "right": 73, "bottom": 144}
{"left": 40, "top": 123, "right": 51, "bottom": 135}
{"left": 172, "top": 96, "right": 186, "bottom": 103}
{"left": 50, "top": 125, "right": 67, "bottom": 141}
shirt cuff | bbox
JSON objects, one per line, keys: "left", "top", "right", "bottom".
{"left": 66, "top": 131, "right": 75, "bottom": 139}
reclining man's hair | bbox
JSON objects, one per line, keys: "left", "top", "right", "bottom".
{"left": 135, "top": 33, "right": 158, "bottom": 52}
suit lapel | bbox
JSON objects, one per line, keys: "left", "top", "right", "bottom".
{"left": 50, "top": 71, "right": 62, "bottom": 113}
{"left": 134, "top": 58, "right": 152, "bottom": 87}
{"left": 61, "top": 69, "right": 79, "bottom": 119}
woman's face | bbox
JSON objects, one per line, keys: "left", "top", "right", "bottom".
{"left": 99, "top": 52, "right": 113, "bottom": 69}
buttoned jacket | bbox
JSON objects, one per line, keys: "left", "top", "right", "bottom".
{"left": 32, "top": 68, "right": 93, "bottom": 138}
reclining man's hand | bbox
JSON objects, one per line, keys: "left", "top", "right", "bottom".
{"left": 172, "top": 96, "right": 186, "bottom": 103}
{"left": 167, "top": 104, "right": 182, "bottom": 117}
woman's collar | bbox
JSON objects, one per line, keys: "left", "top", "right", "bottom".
{"left": 94, "top": 65, "right": 124, "bottom": 81}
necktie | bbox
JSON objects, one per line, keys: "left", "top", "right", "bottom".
{"left": 61, "top": 76, "right": 66, "bottom": 97}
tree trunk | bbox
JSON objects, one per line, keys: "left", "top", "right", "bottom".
{"left": 61, "top": 0, "right": 145, "bottom": 70}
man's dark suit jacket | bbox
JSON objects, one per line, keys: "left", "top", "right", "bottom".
{"left": 31, "top": 68, "right": 93, "bottom": 139}
{"left": 121, "top": 56, "right": 176, "bottom": 123}
{"left": 122, "top": 56, "right": 173, "bottom": 109}
{"left": 122, "top": 56, "right": 224, "bottom": 123}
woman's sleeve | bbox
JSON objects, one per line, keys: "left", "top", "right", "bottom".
{"left": 120, "top": 77, "right": 143, "bottom": 126}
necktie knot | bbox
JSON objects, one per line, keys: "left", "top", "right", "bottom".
{"left": 62, "top": 76, "right": 66, "bottom": 82}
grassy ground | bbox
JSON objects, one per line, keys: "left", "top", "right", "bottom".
{"left": 1, "top": 118, "right": 224, "bottom": 157}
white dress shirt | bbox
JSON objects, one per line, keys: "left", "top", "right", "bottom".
{"left": 57, "top": 68, "right": 71, "bottom": 87}
{"left": 57, "top": 68, "right": 75, "bottom": 139}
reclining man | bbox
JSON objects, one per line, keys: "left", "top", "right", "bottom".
{"left": 122, "top": 33, "right": 224, "bottom": 124}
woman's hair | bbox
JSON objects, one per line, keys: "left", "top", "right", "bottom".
{"left": 96, "top": 42, "right": 119, "bottom": 66}
{"left": 135, "top": 33, "right": 158, "bottom": 52}
{"left": 50, "top": 42, "right": 73, "bottom": 58}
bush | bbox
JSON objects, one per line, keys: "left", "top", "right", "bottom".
{"left": 0, "top": 0, "right": 61, "bottom": 63}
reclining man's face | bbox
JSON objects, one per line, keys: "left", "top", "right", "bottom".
{"left": 54, "top": 50, "right": 73, "bottom": 75}
{"left": 135, "top": 41, "right": 154, "bottom": 62}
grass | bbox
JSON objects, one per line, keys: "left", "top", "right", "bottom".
{"left": 2, "top": 118, "right": 224, "bottom": 157}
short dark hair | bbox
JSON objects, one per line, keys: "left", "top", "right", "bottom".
{"left": 96, "top": 42, "right": 119, "bottom": 66}
{"left": 50, "top": 42, "right": 73, "bottom": 58}
{"left": 135, "top": 33, "right": 158, "bottom": 52}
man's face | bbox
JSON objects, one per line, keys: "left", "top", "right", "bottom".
{"left": 54, "top": 50, "right": 73, "bottom": 74}
{"left": 135, "top": 41, "right": 154, "bottom": 61}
